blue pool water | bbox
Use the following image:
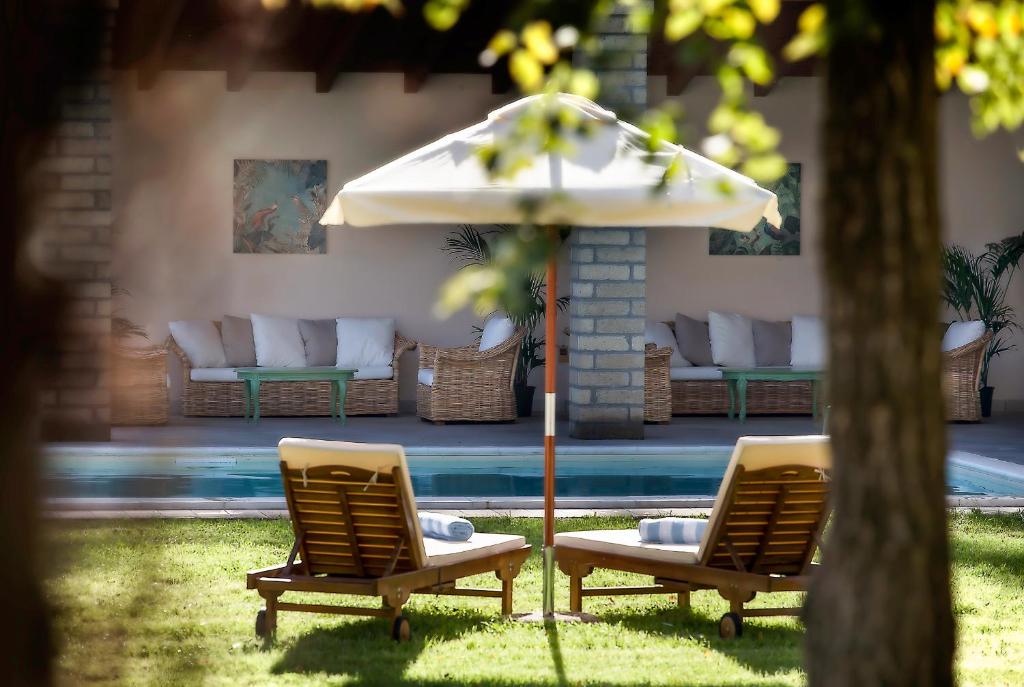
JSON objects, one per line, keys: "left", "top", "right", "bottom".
{"left": 45, "top": 448, "right": 1024, "bottom": 500}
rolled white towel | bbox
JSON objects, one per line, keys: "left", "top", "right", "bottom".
{"left": 418, "top": 512, "right": 475, "bottom": 542}
{"left": 638, "top": 517, "right": 708, "bottom": 545}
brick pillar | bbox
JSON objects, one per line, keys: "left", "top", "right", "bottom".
{"left": 35, "top": 2, "right": 116, "bottom": 441}
{"left": 568, "top": 4, "right": 648, "bottom": 439}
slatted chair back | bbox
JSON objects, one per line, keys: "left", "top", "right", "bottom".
{"left": 278, "top": 438, "right": 427, "bottom": 578}
{"left": 698, "top": 436, "right": 831, "bottom": 575}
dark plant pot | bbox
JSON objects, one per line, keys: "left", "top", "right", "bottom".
{"left": 980, "top": 386, "right": 995, "bottom": 418}
{"left": 515, "top": 385, "right": 536, "bottom": 418}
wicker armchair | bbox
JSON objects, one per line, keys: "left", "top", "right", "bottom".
{"left": 943, "top": 330, "right": 991, "bottom": 422}
{"left": 644, "top": 343, "right": 672, "bottom": 423}
{"left": 417, "top": 326, "right": 526, "bottom": 423}
{"left": 168, "top": 332, "right": 416, "bottom": 417}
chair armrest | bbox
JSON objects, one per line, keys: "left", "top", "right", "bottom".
{"left": 165, "top": 336, "right": 193, "bottom": 386}
{"left": 644, "top": 345, "right": 672, "bottom": 369}
{"left": 942, "top": 331, "right": 991, "bottom": 363}
{"left": 419, "top": 342, "right": 478, "bottom": 370}
{"left": 433, "top": 326, "right": 527, "bottom": 365}
{"left": 393, "top": 333, "right": 416, "bottom": 368}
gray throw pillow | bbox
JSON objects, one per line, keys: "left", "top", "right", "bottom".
{"left": 299, "top": 319, "right": 338, "bottom": 367}
{"left": 752, "top": 320, "right": 792, "bottom": 366}
{"left": 220, "top": 315, "right": 256, "bottom": 367}
{"left": 674, "top": 314, "right": 714, "bottom": 366}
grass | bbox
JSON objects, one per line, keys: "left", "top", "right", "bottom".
{"left": 46, "top": 512, "right": 1024, "bottom": 687}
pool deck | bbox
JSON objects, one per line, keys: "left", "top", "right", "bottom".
{"left": 88, "top": 412, "right": 1024, "bottom": 464}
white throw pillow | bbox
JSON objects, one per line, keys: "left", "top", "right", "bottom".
{"left": 645, "top": 321, "right": 689, "bottom": 367}
{"left": 336, "top": 317, "right": 396, "bottom": 369}
{"left": 169, "top": 320, "right": 226, "bottom": 368}
{"left": 251, "top": 314, "right": 307, "bottom": 368}
{"left": 942, "top": 320, "right": 986, "bottom": 352}
{"left": 791, "top": 315, "right": 826, "bottom": 369}
{"left": 479, "top": 316, "right": 517, "bottom": 351}
{"left": 708, "top": 311, "right": 756, "bottom": 367}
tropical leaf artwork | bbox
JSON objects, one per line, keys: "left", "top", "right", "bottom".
{"left": 709, "top": 162, "right": 801, "bottom": 256}
{"left": 233, "top": 159, "right": 328, "bottom": 254}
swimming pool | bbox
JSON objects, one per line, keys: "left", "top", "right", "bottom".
{"left": 45, "top": 446, "right": 1024, "bottom": 503}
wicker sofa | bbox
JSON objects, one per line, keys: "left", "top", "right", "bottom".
{"left": 663, "top": 321, "right": 813, "bottom": 416}
{"left": 168, "top": 331, "right": 416, "bottom": 417}
{"left": 943, "top": 330, "right": 991, "bottom": 422}
{"left": 417, "top": 325, "right": 526, "bottom": 423}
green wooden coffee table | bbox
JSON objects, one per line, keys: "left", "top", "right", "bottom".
{"left": 721, "top": 367, "right": 825, "bottom": 423}
{"left": 235, "top": 367, "right": 356, "bottom": 423}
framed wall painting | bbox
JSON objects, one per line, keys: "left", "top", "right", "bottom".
{"left": 233, "top": 159, "right": 328, "bottom": 254}
{"left": 709, "top": 162, "right": 801, "bottom": 256}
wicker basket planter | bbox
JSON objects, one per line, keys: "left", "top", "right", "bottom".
{"left": 111, "top": 345, "right": 169, "bottom": 425}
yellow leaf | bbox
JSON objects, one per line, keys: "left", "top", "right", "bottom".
{"left": 522, "top": 21, "right": 559, "bottom": 65}
{"left": 748, "top": 0, "right": 780, "bottom": 23}
{"left": 742, "top": 153, "right": 787, "bottom": 183}
{"left": 261, "top": 0, "right": 287, "bottom": 9}
{"left": 487, "top": 30, "right": 518, "bottom": 58}
{"left": 665, "top": 8, "right": 703, "bottom": 41}
{"left": 797, "top": 3, "right": 826, "bottom": 34}
{"left": 510, "top": 49, "right": 544, "bottom": 92}
{"left": 568, "top": 69, "right": 600, "bottom": 100}
{"left": 722, "top": 8, "right": 756, "bottom": 39}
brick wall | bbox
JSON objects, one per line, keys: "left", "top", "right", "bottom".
{"left": 568, "top": 3, "right": 648, "bottom": 439}
{"left": 34, "top": 2, "right": 116, "bottom": 441}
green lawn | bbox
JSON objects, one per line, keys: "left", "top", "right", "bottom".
{"left": 47, "top": 512, "right": 1024, "bottom": 687}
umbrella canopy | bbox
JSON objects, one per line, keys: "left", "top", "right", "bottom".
{"left": 321, "top": 93, "right": 779, "bottom": 619}
{"left": 321, "top": 93, "right": 780, "bottom": 230}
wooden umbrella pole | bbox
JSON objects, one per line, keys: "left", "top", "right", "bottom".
{"left": 542, "top": 225, "right": 558, "bottom": 616}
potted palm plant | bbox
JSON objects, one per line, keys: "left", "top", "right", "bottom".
{"left": 942, "top": 232, "right": 1023, "bottom": 416}
{"left": 442, "top": 225, "right": 568, "bottom": 417}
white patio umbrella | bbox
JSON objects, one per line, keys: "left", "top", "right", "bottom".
{"left": 321, "top": 93, "right": 779, "bottom": 618}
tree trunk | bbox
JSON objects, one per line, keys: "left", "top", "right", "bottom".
{"left": 0, "top": 2, "right": 103, "bottom": 685}
{"left": 804, "top": 1, "right": 954, "bottom": 685}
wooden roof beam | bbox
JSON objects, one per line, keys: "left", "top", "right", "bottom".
{"left": 137, "top": 0, "right": 186, "bottom": 90}
{"left": 316, "top": 13, "right": 366, "bottom": 93}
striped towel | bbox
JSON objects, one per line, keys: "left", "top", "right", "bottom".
{"left": 418, "top": 512, "right": 475, "bottom": 542}
{"left": 638, "top": 518, "right": 708, "bottom": 545}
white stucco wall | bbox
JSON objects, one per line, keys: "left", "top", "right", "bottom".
{"left": 112, "top": 71, "right": 1024, "bottom": 411}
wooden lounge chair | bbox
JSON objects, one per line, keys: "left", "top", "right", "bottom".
{"left": 554, "top": 435, "right": 831, "bottom": 639}
{"left": 246, "top": 438, "right": 531, "bottom": 641}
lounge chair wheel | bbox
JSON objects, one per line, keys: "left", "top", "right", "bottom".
{"left": 718, "top": 612, "right": 742, "bottom": 639}
{"left": 255, "top": 609, "right": 269, "bottom": 638}
{"left": 391, "top": 616, "right": 411, "bottom": 642}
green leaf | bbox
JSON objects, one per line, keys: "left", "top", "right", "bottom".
{"left": 509, "top": 49, "right": 544, "bottom": 92}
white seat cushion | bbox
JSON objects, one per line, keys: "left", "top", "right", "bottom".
{"left": 189, "top": 367, "right": 239, "bottom": 382}
{"left": 791, "top": 315, "right": 826, "bottom": 369}
{"left": 942, "top": 320, "right": 986, "bottom": 352}
{"left": 479, "top": 316, "right": 517, "bottom": 351}
{"left": 670, "top": 366, "right": 724, "bottom": 381}
{"left": 646, "top": 321, "right": 688, "bottom": 367}
{"left": 417, "top": 368, "right": 435, "bottom": 386}
{"left": 251, "top": 314, "right": 307, "bottom": 368}
{"left": 423, "top": 532, "right": 526, "bottom": 567}
{"left": 353, "top": 365, "right": 393, "bottom": 381}
{"left": 708, "top": 311, "right": 756, "bottom": 367}
{"left": 169, "top": 320, "right": 227, "bottom": 368}
{"left": 554, "top": 529, "right": 699, "bottom": 565}
{"left": 336, "top": 317, "right": 396, "bottom": 369}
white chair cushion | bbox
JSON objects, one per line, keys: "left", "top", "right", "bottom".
{"left": 791, "top": 315, "right": 826, "bottom": 369}
{"left": 670, "top": 366, "right": 724, "bottom": 381}
{"left": 189, "top": 367, "right": 238, "bottom": 382}
{"left": 646, "top": 321, "right": 688, "bottom": 367}
{"left": 423, "top": 532, "right": 526, "bottom": 567}
{"left": 250, "top": 314, "right": 306, "bottom": 368}
{"left": 353, "top": 365, "right": 393, "bottom": 381}
{"left": 554, "top": 529, "right": 699, "bottom": 566}
{"left": 417, "top": 368, "right": 435, "bottom": 387}
{"left": 169, "top": 320, "right": 226, "bottom": 368}
{"left": 942, "top": 320, "right": 986, "bottom": 352}
{"left": 708, "top": 311, "right": 756, "bottom": 367}
{"left": 336, "top": 317, "right": 395, "bottom": 369}
{"left": 479, "top": 315, "right": 517, "bottom": 351}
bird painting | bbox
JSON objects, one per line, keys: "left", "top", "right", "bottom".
{"left": 233, "top": 160, "right": 327, "bottom": 254}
